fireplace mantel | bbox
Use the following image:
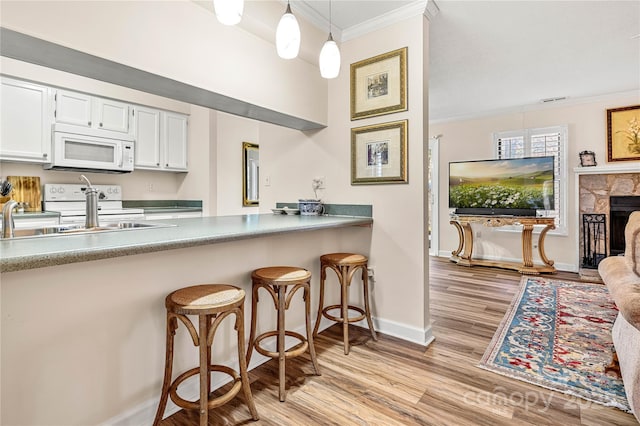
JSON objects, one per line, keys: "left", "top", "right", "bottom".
{"left": 574, "top": 164, "right": 639, "bottom": 175}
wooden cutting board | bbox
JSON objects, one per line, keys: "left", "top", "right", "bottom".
{"left": 6, "top": 176, "right": 42, "bottom": 212}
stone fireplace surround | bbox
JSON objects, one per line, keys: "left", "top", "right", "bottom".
{"left": 576, "top": 164, "right": 640, "bottom": 280}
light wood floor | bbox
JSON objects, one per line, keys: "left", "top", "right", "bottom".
{"left": 161, "top": 257, "right": 638, "bottom": 425}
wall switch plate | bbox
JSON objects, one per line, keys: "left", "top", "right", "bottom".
{"left": 265, "top": 175, "right": 271, "bottom": 186}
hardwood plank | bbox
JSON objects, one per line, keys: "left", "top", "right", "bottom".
{"left": 159, "top": 257, "right": 637, "bottom": 425}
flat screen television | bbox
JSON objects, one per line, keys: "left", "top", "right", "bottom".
{"left": 449, "top": 156, "right": 555, "bottom": 216}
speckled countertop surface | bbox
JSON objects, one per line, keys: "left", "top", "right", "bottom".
{"left": 0, "top": 214, "right": 373, "bottom": 273}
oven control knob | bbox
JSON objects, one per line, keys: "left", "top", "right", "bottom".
{"left": 107, "top": 188, "right": 112, "bottom": 194}
{"left": 50, "top": 187, "right": 57, "bottom": 193}
{"left": 113, "top": 187, "right": 119, "bottom": 194}
{"left": 58, "top": 187, "right": 65, "bottom": 193}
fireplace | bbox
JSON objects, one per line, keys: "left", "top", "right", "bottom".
{"left": 610, "top": 196, "right": 640, "bottom": 255}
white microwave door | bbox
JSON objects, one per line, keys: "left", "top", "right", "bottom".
{"left": 54, "top": 133, "right": 120, "bottom": 169}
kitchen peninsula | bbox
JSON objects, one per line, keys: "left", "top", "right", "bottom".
{"left": 0, "top": 213, "right": 373, "bottom": 425}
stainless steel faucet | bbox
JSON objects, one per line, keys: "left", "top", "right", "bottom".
{"left": 2, "top": 200, "right": 19, "bottom": 239}
{"left": 79, "top": 175, "right": 101, "bottom": 229}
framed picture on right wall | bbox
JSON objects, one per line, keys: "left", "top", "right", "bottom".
{"left": 607, "top": 104, "right": 640, "bottom": 162}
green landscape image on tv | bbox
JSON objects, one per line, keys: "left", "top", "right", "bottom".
{"left": 449, "top": 156, "right": 555, "bottom": 214}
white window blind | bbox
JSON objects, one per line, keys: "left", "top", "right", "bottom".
{"left": 494, "top": 125, "right": 568, "bottom": 234}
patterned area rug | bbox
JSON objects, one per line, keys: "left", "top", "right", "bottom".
{"left": 479, "top": 276, "right": 630, "bottom": 412}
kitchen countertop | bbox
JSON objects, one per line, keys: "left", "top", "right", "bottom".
{"left": 0, "top": 214, "right": 373, "bottom": 273}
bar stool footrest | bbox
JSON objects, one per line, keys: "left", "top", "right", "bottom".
{"left": 322, "top": 304, "right": 366, "bottom": 324}
{"left": 254, "top": 330, "right": 309, "bottom": 359}
{"left": 169, "top": 365, "right": 242, "bottom": 411}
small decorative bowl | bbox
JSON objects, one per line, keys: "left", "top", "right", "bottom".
{"left": 283, "top": 207, "right": 300, "bottom": 215}
{"left": 271, "top": 208, "right": 284, "bottom": 215}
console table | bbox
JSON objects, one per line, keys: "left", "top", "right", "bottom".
{"left": 449, "top": 215, "right": 556, "bottom": 275}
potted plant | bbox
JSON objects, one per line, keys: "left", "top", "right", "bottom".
{"left": 299, "top": 178, "right": 325, "bottom": 215}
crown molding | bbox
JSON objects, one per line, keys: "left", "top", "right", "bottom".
{"left": 341, "top": 0, "right": 428, "bottom": 42}
{"left": 289, "top": 0, "right": 343, "bottom": 42}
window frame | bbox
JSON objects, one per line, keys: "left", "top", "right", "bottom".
{"left": 492, "top": 125, "right": 568, "bottom": 236}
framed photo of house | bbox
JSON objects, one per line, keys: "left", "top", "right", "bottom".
{"left": 607, "top": 104, "right": 640, "bottom": 162}
{"left": 351, "top": 120, "right": 408, "bottom": 185}
{"left": 350, "top": 47, "right": 407, "bottom": 120}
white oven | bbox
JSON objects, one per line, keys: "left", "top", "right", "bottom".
{"left": 45, "top": 124, "right": 135, "bottom": 173}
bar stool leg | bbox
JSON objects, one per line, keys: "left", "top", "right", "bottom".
{"left": 198, "top": 315, "right": 209, "bottom": 426}
{"left": 341, "top": 266, "right": 350, "bottom": 355}
{"left": 362, "top": 266, "right": 378, "bottom": 341}
{"left": 235, "top": 307, "right": 260, "bottom": 420}
{"left": 313, "top": 264, "right": 327, "bottom": 338}
{"left": 246, "top": 284, "right": 260, "bottom": 368}
{"left": 304, "top": 283, "right": 321, "bottom": 375}
{"left": 153, "top": 314, "right": 177, "bottom": 426}
{"left": 277, "top": 285, "right": 286, "bottom": 402}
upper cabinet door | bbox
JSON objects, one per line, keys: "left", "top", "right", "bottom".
{"left": 55, "top": 90, "right": 92, "bottom": 127}
{"left": 0, "top": 77, "right": 52, "bottom": 163}
{"left": 94, "top": 98, "right": 129, "bottom": 133}
{"left": 133, "top": 106, "right": 161, "bottom": 169}
{"left": 162, "top": 112, "right": 188, "bottom": 171}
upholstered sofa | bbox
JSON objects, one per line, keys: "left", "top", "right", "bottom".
{"left": 599, "top": 210, "right": 640, "bottom": 422}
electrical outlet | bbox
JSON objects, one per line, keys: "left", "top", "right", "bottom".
{"left": 148, "top": 183, "right": 154, "bottom": 192}
{"left": 475, "top": 231, "right": 482, "bottom": 238}
{"left": 367, "top": 267, "right": 375, "bottom": 277}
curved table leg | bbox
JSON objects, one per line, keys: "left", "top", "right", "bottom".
{"left": 538, "top": 224, "right": 556, "bottom": 267}
{"left": 450, "top": 220, "right": 464, "bottom": 258}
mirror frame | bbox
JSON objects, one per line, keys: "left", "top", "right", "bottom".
{"left": 242, "top": 142, "right": 259, "bottom": 206}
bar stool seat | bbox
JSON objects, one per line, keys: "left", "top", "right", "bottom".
{"left": 153, "top": 284, "right": 259, "bottom": 426}
{"left": 246, "top": 266, "right": 320, "bottom": 402}
{"left": 313, "top": 253, "right": 378, "bottom": 355}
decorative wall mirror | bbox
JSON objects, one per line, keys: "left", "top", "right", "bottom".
{"left": 242, "top": 142, "right": 259, "bottom": 206}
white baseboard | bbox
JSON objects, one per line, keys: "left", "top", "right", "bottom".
{"left": 435, "top": 251, "right": 577, "bottom": 273}
{"left": 101, "top": 317, "right": 433, "bottom": 425}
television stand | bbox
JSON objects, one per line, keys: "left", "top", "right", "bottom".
{"left": 449, "top": 215, "right": 556, "bottom": 275}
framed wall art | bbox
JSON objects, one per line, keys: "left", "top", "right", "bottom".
{"left": 607, "top": 104, "right": 640, "bottom": 162}
{"left": 351, "top": 120, "right": 408, "bottom": 185}
{"left": 350, "top": 47, "right": 407, "bottom": 120}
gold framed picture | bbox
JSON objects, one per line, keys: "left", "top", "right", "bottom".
{"left": 350, "top": 47, "right": 407, "bottom": 120}
{"left": 607, "top": 105, "right": 640, "bottom": 162}
{"left": 351, "top": 120, "right": 408, "bottom": 185}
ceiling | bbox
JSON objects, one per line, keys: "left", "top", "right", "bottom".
{"left": 292, "top": 0, "right": 640, "bottom": 122}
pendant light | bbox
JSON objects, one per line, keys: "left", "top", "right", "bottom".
{"left": 319, "top": 0, "right": 341, "bottom": 79}
{"left": 213, "top": 0, "right": 244, "bottom": 26}
{"left": 276, "top": 1, "right": 301, "bottom": 59}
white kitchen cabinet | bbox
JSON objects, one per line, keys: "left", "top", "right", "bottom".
{"left": 0, "top": 77, "right": 53, "bottom": 163}
{"left": 133, "top": 106, "right": 161, "bottom": 168}
{"left": 162, "top": 112, "right": 188, "bottom": 171}
{"left": 134, "top": 108, "right": 188, "bottom": 172}
{"left": 55, "top": 90, "right": 129, "bottom": 133}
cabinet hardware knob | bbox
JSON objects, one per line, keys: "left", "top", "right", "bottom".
{"left": 88, "top": 121, "right": 92, "bottom": 126}
{"left": 99, "top": 123, "right": 103, "bottom": 127}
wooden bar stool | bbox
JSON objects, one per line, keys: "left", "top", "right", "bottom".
{"left": 313, "top": 253, "right": 378, "bottom": 355}
{"left": 153, "top": 284, "right": 259, "bottom": 426}
{"left": 246, "top": 266, "right": 321, "bottom": 402}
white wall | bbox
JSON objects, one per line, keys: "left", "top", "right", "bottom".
{"left": 430, "top": 90, "right": 640, "bottom": 271}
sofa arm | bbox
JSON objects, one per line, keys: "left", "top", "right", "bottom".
{"left": 599, "top": 256, "right": 640, "bottom": 332}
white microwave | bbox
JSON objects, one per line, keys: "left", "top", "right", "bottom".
{"left": 45, "top": 124, "right": 135, "bottom": 173}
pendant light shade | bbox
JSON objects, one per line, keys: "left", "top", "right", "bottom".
{"left": 319, "top": 0, "right": 340, "bottom": 79}
{"left": 276, "top": 2, "right": 301, "bottom": 59}
{"left": 213, "top": 0, "right": 244, "bottom": 26}
{"left": 319, "top": 33, "right": 341, "bottom": 79}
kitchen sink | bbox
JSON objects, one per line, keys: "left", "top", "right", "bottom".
{"left": 8, "top": 221, "right": 174, "bottom": 239}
